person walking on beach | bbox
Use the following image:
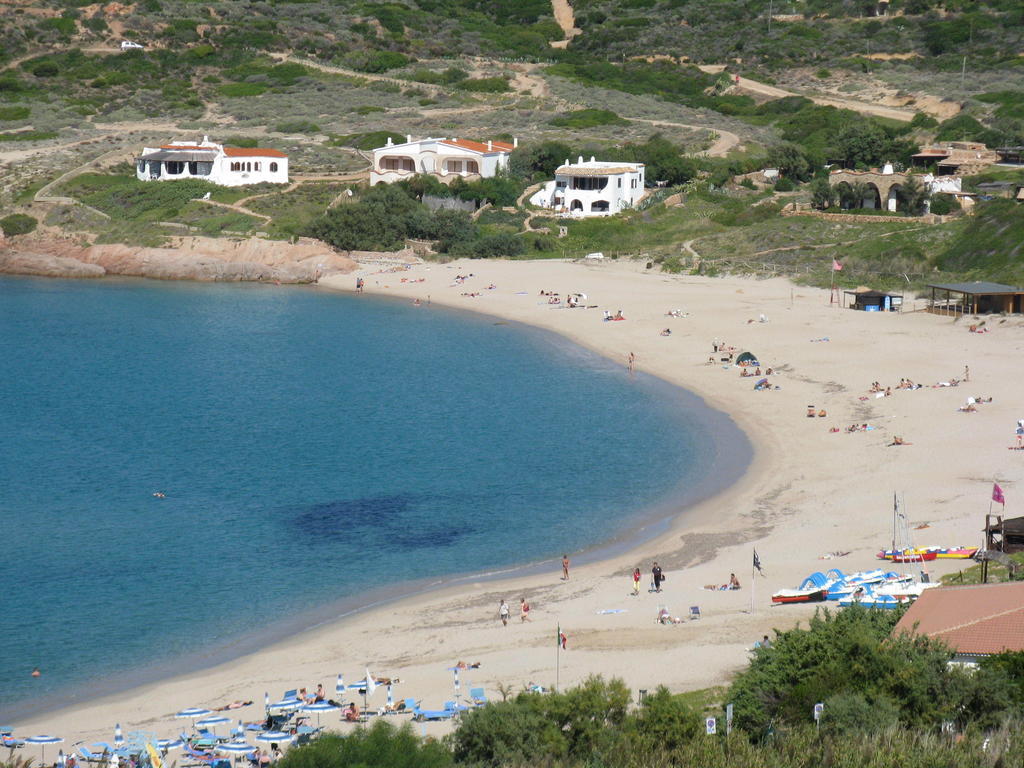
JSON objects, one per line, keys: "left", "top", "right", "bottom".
{"left": 632, "top": 567, "right": 641, "bottom": 595}
{"left": 562, "top": 554, "right": 570, "bottom": 581}
{"left": 499, "top": 600, "right": 510, "bottom": 627}
{"left": 520, "top": 597, "right": 532, "bottom": 622}
{"left": 652, "top": 562, "right": 664, "bottom": 593}
{"left": 627, "top": 351, "right": 636, "bottom": 373}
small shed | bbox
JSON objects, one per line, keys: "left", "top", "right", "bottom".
{"left": 843, "top": 289, "right": 903, "bottom": 312}
{"left": 985, "top": 515, "right": 1024, "bottom": 554}
{"left": 927, "top": 281, "right": 1024, "bottom": 316}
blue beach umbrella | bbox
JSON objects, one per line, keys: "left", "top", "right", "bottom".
{"left": 195, "top": 716, "right": 231, "bottom": 730}
{"left": 113, "top": 725, "right": 123, "bottom": 748}
{"left": 335, "top": 674, "right": 344, "bottom": 695}
{"left": 299, "top": 701, "right": 338, "bottom": 727}
{"left": 386, "top": 685, "right": 393, "bottom": 711}
{"left": 174, "top": 708, "right": 212, "bottom": 720}
{"left": 254, "top": 732, "right": 292, "bottom": 744}
{"left": 215, "top": 743, "right": 255, "bottom": 755}
{"left": 267, "top": 699, "right": 301, "bottom": 711}
{"left": 26, "top": 735, "right": 63, "bottom": 764}
{"left": 155, "top": 740, "right": 183, "bottom": 752}
{"left": 263, "top": 693, "right": 269, "bottom": 712}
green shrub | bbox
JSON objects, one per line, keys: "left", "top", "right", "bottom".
{"left": 355, "top": 105, "right": 386, "bottom": 115}
{"left": 329, "top": 130, "right": 406, "bottom": 151}
{"left": 0, "top": 106, "right": 30, "bottom": 121}
{"left": 219, "top": 82, "right": 267, "bottom": 97}
{"left": 277, "top": 721, "right": 451, "bottom": 768}
{"left": 459, "top": 77, "right": 510, "bottom": 93}
{"left": 39, "top": 17, "right": 77, "bottom": 36}
{"left": 910, "top": 112, "right": 939, "bottom": 129}
{"left": 31, "top": 61, "right": 59, "bottom": 78}
{"left": 815, "top": 68, "right": 831, "bottom": 79}
{"left": 274, "top": 120, "right": 320, "bottom": 134}
{"left": 1, "top": 213, "right": 38, "bottom": 236}
{"left": 929, "top": 192, "right": 960, "bottom": 215}
{"left": 549, "top": 109, "right": 627, "bottom": 128}
{"left": 0, "top": 130, "right": 58, "bottom": 142}
{"left": 774, "top": 177, "right": 795, "bottom": 191}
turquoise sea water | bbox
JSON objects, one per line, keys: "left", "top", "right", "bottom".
{"left": 0, "top": 276, "right": 749, "bottom": 719}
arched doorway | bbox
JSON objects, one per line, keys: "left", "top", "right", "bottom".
{"left": 863, "top": 183, "right": 882, "bottom": 210}
{"left": 886, "top": 183, "right": 902, "bottom": 212}
{"left": 569, "top": 199, "right": 583, "bottom": 212}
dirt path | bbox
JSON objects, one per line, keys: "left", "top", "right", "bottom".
{"left": 697, "top": 65, "right": 916, "bottom": 123}
{"left": 631, "top": 118, "right": 741, "bottom": 157}
{"left": 273, "top": 53, "right": 445, "bottom": 94}
{"left": 549, "top": 0, "right": 581, "bottom": 49}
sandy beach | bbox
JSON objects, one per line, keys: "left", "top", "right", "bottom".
{"left": 11, "top": 258, "right": 1024, "bottom": 744}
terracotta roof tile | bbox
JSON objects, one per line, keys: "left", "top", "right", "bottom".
{"left": 892, "top": 582, "right": 1024, "bottom": 656}
{"left": 440, "top": 138, "right": 514, "bottom": 154}
{"left": 223, "top": 147, "right": 287, "bottom": 158}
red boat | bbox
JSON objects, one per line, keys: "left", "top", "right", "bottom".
{"left": 771, "top": 588, "right": 827, "bottom": 604}
{"left": 890, "top": 551, "right": 937, "bottom": 563}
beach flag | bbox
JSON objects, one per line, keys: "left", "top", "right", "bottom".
{"left": 365, "top": 667, "right": 377, "bottom": 696}
{"left": 558, "top": 626, "right": 567, "bottom": 650}
{"left": 832, "top": 259, "right": 843, "bottom": 272}
{"left": 993, "top": 483, "right": 1006, "bottom": 506}
{"left": 336, "top": 673, "right": 344, "bottom": 694}
{"left": 754, "top": 549, "right": 764, "bottom": 575}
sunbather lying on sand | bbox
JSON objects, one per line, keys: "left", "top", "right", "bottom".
{"left": 214, "top": 700, "right": 253, "bottom": 711}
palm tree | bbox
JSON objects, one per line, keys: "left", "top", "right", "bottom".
{"left": 898, "top": 174, "right": 930, "bottom": 216}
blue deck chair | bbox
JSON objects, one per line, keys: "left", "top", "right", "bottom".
{"left": 469, "top": 688, "right": 487, "bottom": 706}
{"left": 444, "top": 700, "right": 469, "bottom": 713}
{"left": 689, "top": 605, "right": 701, "bottom": 620}
{"left": 413, "top": 705, "right": 453, "bottom": 721}
{"left": 77, "top": 748, "right": 104, "bottom": 764}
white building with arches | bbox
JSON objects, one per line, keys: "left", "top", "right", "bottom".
{"left": 529, "top": 157, "right": 645, "bottom": 217}
{"left": 370, "top": 136, "right": 516, "bottom": 186}
{"left": 136, "top": 137, "right": 288, "bottom": 187}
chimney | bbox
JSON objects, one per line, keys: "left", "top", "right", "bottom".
{"left": 590, "top": 156, "right": 596, "bottom": 162}
{"left": 487, "top": 140, "right": 493, "bottom": 151}
{"left": 882, "top": 162, "right": 894, "bottom": 175}
{"left": 513, "top": 137, "right": 518, "bottom": 148}
{"left": 406, "top": 134, "right": 412, "bottom": 143}
{"left": 577, "top": 155, "right": 583, "bottom": 164}
{"left": 386, "top": 137, "right": 393, "bottom": 146}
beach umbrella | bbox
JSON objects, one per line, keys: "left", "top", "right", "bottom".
{"left": 299, "top": 702, "right": 338, "bottom": 727}
{"left": 263, "top": 692, "right": 269, "bottom": 712}
{"left": 174, "top": 708, "right": 212, "bottom": 719}
{"left": 155, "top": 740, "right": 182, "bottom": 752}
{"left": 267, "top": 699, "right": 301, "bottom": 711}
{"left": 195, "top": 716, "right": 231, "bottom": 731}
{"left": 453, "top": 668, "right": 460, "bottom": 698}
{"left": 58, "top": 750, "right": 66, "bottom": 768}
{"left": 365, "top": 668, "right": 377, "bottom": 697}
{"left": 386, "top": 685, "right": 393, "bottom": 711}
{"left": 215, "top": 743, "right": 255, "bottom": 755}
{"left": 26, "top": 735, "right": 63, "bottom": 764}
{"left": 335, "top": 674, "right": 344, "bottom": 695}
{"left": 232, "top": 721, "right": 245, "bottom": 740}
{"left": 113, "top": 725, "right": 123, "bottom": 748}
{"left": 254, "top": 732, "right": 292, "bottom": 745}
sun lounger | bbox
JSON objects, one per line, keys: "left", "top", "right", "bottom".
{"left": 444, "top": 700, "right": 469, "bottom": 713}
{"left": 469, "top": 688, "right": 488, "bottom": 706}
{"left": 689, "top": 606, "right": 701, "bottom": 620}
{"left": 413, "top": 705, "right": 454, "bottom": 721}
{"left": 2, "top": 736, "right": 25, "bottom": 749}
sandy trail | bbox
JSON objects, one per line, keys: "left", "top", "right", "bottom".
{"left": 698, "top": 65, "right": 917, "bottom": 122}
{"left": 10, "top": 257, "right": 1023, "bottom": 743}
{"left": 631, "top": 118, "right": 740, "bottom": 156}
{"left": 549, "top": 0, "right": 581, "bottom": 48}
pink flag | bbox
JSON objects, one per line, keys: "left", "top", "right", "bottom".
{"left": 993, "top": 483, "right": 1005, "bottom": 505}
{"left": 832, "top": 259, "right": 843, "bottom": 272}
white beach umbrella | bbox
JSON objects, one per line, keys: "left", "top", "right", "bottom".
{"left": 174, "top": 708, "right": 212, "bottom": 720}
{"left": 254, "top": 732, "right": 292, "bottom": 744}
{"left": 155, "top": 740, "right": 183, "bottom": 752}
{"left": 215, "top": 743, "right": 255, "bottom": 755}
{"left": 195, "top": 716, "right": 231, "bottom": 731}
{"left": 299, "top": 702, "right": 338, "bottom": 727}
{"left": 386, "top": 685, "right": 393, "bottom": 711}
{"left": 453, "top": 668, "right": 460, "bottom": 698}
{"left": 335, "top": 674, "right": 344, "bottom": 695}
{"left": 263, "top": 692, "right": 269, "bottom": 712}
{"left": 266, "top": 699, "right": 301, "bottom": 711}
{"left": 26, "top": 735, "right": 63, "bottom": 765}
{"left": 113, "top": 725, "right": 123, "bottom": 748}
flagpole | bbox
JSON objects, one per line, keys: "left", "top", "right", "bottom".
{"left": 750, "top": 553, "right": 755, "bottom": 614}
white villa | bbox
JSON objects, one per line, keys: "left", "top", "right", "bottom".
{"left": 370, "top": 136, "right": 516, "bottom": 186}
{"left": 529, "top": 157, "right": 645, "bottom": 217}
{"left": 136, "top": 137, "right": 288, "bottom": 187}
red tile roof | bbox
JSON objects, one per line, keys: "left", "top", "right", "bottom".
{"left": 892, "top": 582, "right": 1024, "bottom": 656}
{"left": 223, "top": 147, "right": 287, "bottom": 158}
{"left": 440, "top": 138, "right": 514, "bottom": 154}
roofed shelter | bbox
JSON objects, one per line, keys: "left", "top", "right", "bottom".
{"left": 985, "top": 515, "right": 1024, "bottom": 554}
{"left": 843, "top": 289, "right": 903, "bottom": 312}
{"left": 927, "top": 281, "right": 1024, "bottom": 316}
{"left": 892, "top": 582, "right": 1024, "bottom": 665}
